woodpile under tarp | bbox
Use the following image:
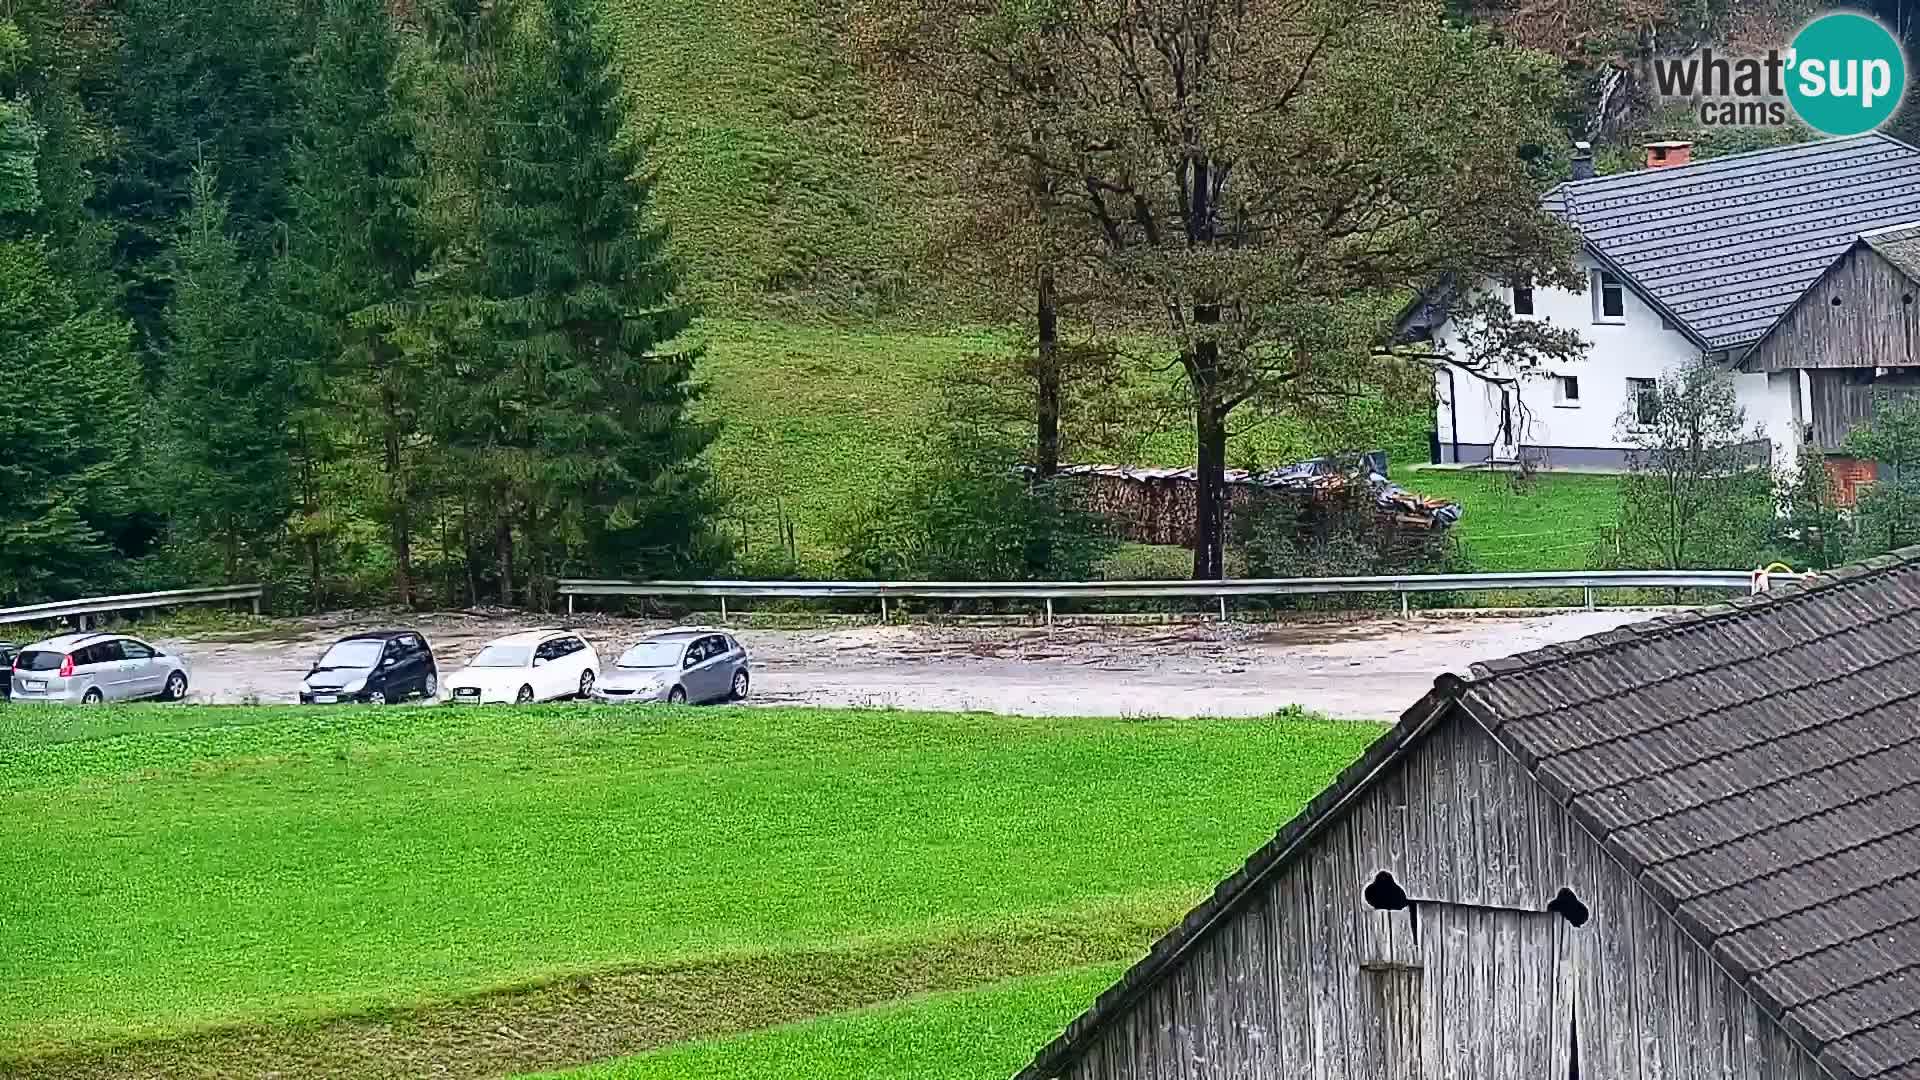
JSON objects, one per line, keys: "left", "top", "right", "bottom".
{"left": 1045, "top": 454, "right": 1461, "bottom": 554}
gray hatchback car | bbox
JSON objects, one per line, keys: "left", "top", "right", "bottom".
{"left": 9, "top": 632, "right": 191, "bottom": 704}
{"left": 591, "top": 628, "right": 750, "bottom": 705}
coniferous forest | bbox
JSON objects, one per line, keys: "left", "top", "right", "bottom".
{"left": 0, "top": 0, "right": 722, "bottom": 611}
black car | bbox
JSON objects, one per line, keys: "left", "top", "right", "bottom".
{"left": 299, "top": 630, "right": 438, "bottom": 705}
{"left": 1, "top": 642, "right": 14, "bottom": 700}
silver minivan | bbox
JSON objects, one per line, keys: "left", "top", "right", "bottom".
{"left": 9, "top": 633, "right": 191, "bottom": 704}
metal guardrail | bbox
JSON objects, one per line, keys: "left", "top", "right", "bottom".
{"left": 0, "top": 585, "right": 264, "bottom": 629}
{"left": 560, "top": 570, "right": 1803, "bottom": 622}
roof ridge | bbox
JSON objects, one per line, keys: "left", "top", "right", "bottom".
{"left": 1557, "top": 134, "right": 1900, "bottom": 192}
{"left": 1468, "top": 546, "right": 1920, "bottom": 684}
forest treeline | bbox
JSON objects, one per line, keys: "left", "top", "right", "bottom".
{"left": 0, "top": 0, "right": 723, "bottom": 611}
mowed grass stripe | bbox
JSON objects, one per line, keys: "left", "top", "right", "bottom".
{"left": 522, "top": 963, "right": 1128, "bottom": 1080}
{"left": 12, "top": 911, "right": 1158, "bottom": 1080}
{"left": 0, "top": 705, "right": 1378, "bottom": 1058}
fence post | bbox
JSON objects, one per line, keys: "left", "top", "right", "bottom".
{"left": 1399, "top": 591, "right": 1409, "bottom": 619}
{"left": 1218, "top": 596, "right": 1227, "bottom": 622}
{"left": 1584, "top": 586, "right": 1594, "bottom": 610}
{"left": 1045, "top": 598, "right": 1054, "bottom": 628}
{"left": 567, "top": 593, "right": 575, "bottom": 617}
{"left": 880, "top": 596, "right": 889, "bottom": 623}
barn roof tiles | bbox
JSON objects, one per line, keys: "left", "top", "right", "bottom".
{"left": 1021, "top": 544, "right": 1920, "bottom": 1080}
{"left": 1864, "top": 220, "right": 1920, "bottom": 283}
{"left": 1542, "top": 133, "right": 1920, "bottom": 350}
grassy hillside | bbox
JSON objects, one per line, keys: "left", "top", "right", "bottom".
{"left": 0, "top": 703, "right": 1376, "bottom": 1072}
{"left": 607, "top": 0, "right": 916, "bottom": 311}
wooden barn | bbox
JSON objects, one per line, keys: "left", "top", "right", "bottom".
{"left": 1018, "top": 547, "right": 1920, "bottom": 1080}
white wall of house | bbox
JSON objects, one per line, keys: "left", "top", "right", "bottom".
{"left": 1430, "top": 253, "right": 1800, "bottom": 471}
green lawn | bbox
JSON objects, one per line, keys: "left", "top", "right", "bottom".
{"left": 527, "top": 964, "right": 1124, "bottom": 1080}
{"left": 0, "top": 704, "right": 1376, "bottom": 1067}
{"left": 1409, "top": 470, "right": 1622, "bottom": 571}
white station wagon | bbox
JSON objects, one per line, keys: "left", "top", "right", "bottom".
{"left": 443, "top": 628, "right": 600, "bottom": 705}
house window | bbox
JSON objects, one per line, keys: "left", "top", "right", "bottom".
{"left": 1628, "top": 377, "right": 1659, "bottom": 426}
{"left": 1511, "top": 276, "right": 1534, "bottom": 316}
{"left": 1592, "top": 270, "right": 1626, "bottom": 323}
{"left": 1554, "top": 375, "right": 1580, "bottom": 406}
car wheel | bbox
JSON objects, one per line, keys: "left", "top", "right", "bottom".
{"left": 82, "top": 687, "right": 104, "bottom": 705}
{"left": 578, "top": 670, "right": 595, "bottom": 698}
{"left": 423, "top": 672, "right": 437, "bottom": 698}
{"left": 516, "top": 684, "right": 535, "bottom": 705}
{"left": 730, "top": 670, "right": 750, "bottom": 701}
{"left": 667, "top": 685, "right": 687, "bottom": 705}
{"left": 367, "top": 690, "right": 387, "bottom": 706}
{"left": 163, "top": 671, "right": 188, "bottom": 702}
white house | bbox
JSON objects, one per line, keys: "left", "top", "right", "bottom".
{"left": 1409, "top": 133, "right": 1920, "bottom": 480}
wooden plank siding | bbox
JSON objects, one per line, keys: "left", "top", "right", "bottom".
{"left": 1745, "top": 245, "right": 1920, "bottom": 374}
{"left": 1805, "top": 369, "right": 1920, "bottom": 450}
{"left": 1061, "top": 711, "right": 1828, "bottom": 1080}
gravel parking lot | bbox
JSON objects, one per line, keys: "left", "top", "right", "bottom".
{"left": 151, "top": 608, "right": 1661, "bottom": 720}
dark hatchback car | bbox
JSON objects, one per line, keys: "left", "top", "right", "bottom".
{"left": 299, "top": 630, "right": 438, "bottom": 705}
{"left": 0, "top": 642, "right": 13, "bottom": 700}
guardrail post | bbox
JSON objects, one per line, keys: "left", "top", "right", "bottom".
{"left": 1584, "top": 586, "right": 1594, "bottom": 610}
{"left": 1045, "top": 598, "right": 1054, "bottom": 628}
{"left": 720, "top": 596, "right": 728, "bottom": 623}
{"left": 567, "top": 593, "right": 575, "bottom": 616}
{"left": 1399, "top": 591, "right": 1409, "bottom": 619}
{"left": 880, "top": 596, "right": 889, "bottom": 623}
{"left": 1218, "top": 596, "right": 1227, "bottom": 622}
{"left": 251, "top": 595, "right": 261, "bottom": 616}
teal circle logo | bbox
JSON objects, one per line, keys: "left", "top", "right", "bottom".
{"left": 1787, "top": 13, "right": 1906, "bottom": 136}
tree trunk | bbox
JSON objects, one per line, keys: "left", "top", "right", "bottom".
{"left": 1191, "top": 292, "right": 1227, "bottom": 580}
{"left": 524, "top": 502, "right": 544, "bottom": 613}
{"left": 307, "top": 537, "right": 322, "bottom": 614}
{"left": 495, "top": 507, "right": 514, "bottom": 608}
{"left": 1036, "top": 265, "right": 1061, "bottom": 479}
{"left": 1193, "top": 390, "right": 1228, "bottom": 580}
{"left": 381, "top": 383, "right": 413, "bottom": 609}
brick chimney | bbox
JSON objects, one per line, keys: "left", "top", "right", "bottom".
{"left": 1645, "top": 140, "right": 1694, "bottom": 169}
{"left": 1571, "top": 141, "right": 1595, "bottom": 180}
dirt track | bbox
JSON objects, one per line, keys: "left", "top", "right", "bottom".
{"left": 156, "top": 608, "right": 1659, "bottom": 720}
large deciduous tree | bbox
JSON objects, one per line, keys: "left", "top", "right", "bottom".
{"left": 862, "top": 0, "right": 1582, "bottom": 577}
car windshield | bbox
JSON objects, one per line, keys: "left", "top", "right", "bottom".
{"left": 617, "top": 641, "right": 684, "bottom": 668}
{"left": 15, "top": 650, "right": 63, "bottom": 672}
{"left": 470, "top": 644, "right": 531, "bottom": 668}
{"left": 315, "top": 639, "right": 384, "bottom": 671}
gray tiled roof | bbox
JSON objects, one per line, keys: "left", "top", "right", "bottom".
{"left": 1468, "top": 548, "right": 1920, "bottom": 1080}
{"left": 1543, "top": 133, "right": 1920, "bottom": 350}
{"left": 1864, "top": 221, "right": 1920, "bottom": 283}
{"left": 1021, "top": 546, "right": 1920, "bottom": 1080}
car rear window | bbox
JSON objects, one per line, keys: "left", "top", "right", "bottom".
{"left": 15, "top": 650, "right": 63, "bottom": 671}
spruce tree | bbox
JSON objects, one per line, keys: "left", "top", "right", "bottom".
{"left": 0, "top": 8, "right": 145, "bottom": 604}
{"left": 428, "top": 0, "right": 724, "bottom": 608}
{"left": 92, "top": 0, "right": 303, "bottom": 369}
{"left": 284, "top": 0, "right": 434, "bottom": 606}
{"left": 160, "top": 168, "right": 292, "bottom": 582}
